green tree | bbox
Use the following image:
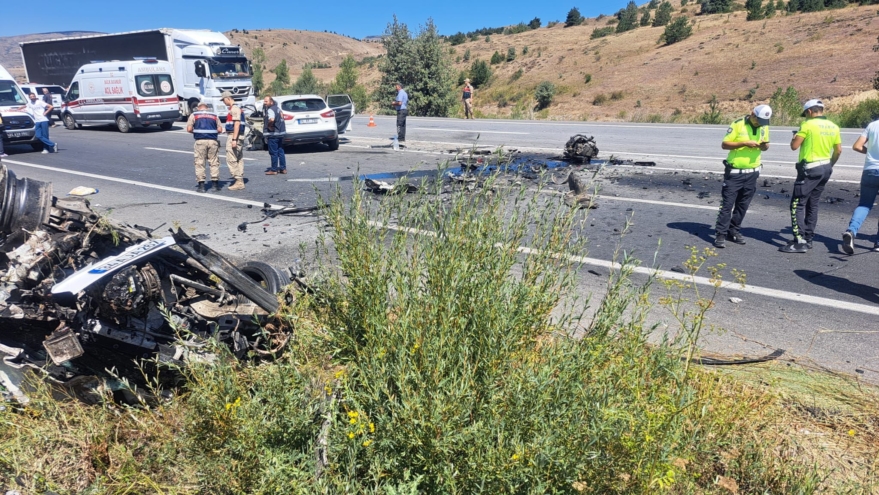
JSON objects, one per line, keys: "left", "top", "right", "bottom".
{"left": 764, "top": 0, "right": 777, "bottom": 16}
{"left": 448, "top": 32, "right": 467, "bottom": 45}
{"left": 768, "top": 86, "right": 802, "bottom": 125}
{"left": 251, "top": 47, "right": 266, "bottom": 96}
{"left": 660, "top": 16, "right": 693, "bottom": 45}
{"left": 535, "top": 81, "right": 556, "bottom": 109}
{"left": 616, "top": 1, "right": 640, "bottom": 32}
{"left": 290, "top": 67, "right": 323, "bottom": 94}
{"left": 565, "top": 7, "right": 584, "bottom": 27}
{"left": 463, "top": 48, "right": 471, "bottom": 61}
{"left": 469, "top": 59, "right": 492, "bottom": 87}
{"left": 269, "top": 59, "right": 290, "bottom": 95}
{"left": 746, "top": 0, "right": 764, "bottom": 19}
{"left": 648, "top": 0, "right": 660, "bottom": 8}
{"left": 640, "top": 9, "right": 652, "bottom": 26}
{"left": 329, "top": 55, "right": 369, "bottom": 112}
{"left": 506, "top": 46, "right": 517, "bottom": 62}
{"left": 377, "top": 16, "right": 457, "bottom": 117}
{"left": 800, "top": 0, "right": 823, "bottom": 11}
{"left": 653, "top": 1, "right": 674, "bottom": 26}
{"left": 700, "top": 0, "right": 733, "bottom": 14}
{"left": 490, "top": 51, "right": 504, "bottom": 64}
{"left": 528, "top": 17, "right": 542, "bottom": 29}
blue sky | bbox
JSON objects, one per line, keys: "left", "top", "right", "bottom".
{"left": 1, "top": 0, "right": 632, "bottom": 39}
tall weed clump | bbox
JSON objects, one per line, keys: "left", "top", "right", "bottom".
{"left": 310, "top": 177, "right": 697, "bottom": 492}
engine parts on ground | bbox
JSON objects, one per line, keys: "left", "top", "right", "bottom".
{"left": 563, "top": 134, "right": 599, "bottom": 164}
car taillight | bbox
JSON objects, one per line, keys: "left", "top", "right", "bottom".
{"left": 283, "top": 113, "right": 294, "bottom": 120}
{"left": 321, "top": 110, "right": 335, "bottom": 118}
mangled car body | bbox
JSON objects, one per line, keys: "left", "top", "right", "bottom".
{"left": 0, "top": 165, "right": 290, "bottom": 401}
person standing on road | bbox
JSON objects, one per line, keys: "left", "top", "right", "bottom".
{"left": 462, "top": 78, "right": 474, "bottom": 119}
{"left": 393, "top": 83, "right": 408, "bottom": 142}
{"left": 263, "top": 96, "right": 287, "bottom": 175}
{"left": 41, "top": 88, "right": 55, "bottom": 127}
{"left": 841, "top": 116, "right": 879, "bottom": 254}
{"left": 17, "top": 92, "right": 56, "bottom": 154}
{"left": 186, "top": 102, "right": 223, "bottom": 193}
{"left": 221, "top": 91, "right": 246, "bottom": 190}
{"left": 714, "top": 104, "right": 772, "bottom": 248}
{"left": 779, "top": 99, "right": 842, "bottom": 253}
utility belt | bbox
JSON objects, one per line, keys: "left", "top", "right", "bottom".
{"left": 723, "top": 161, "right": 761, "bottom": 174}
{"left": 797, "top": 159, "right": 831, "bottom": 170}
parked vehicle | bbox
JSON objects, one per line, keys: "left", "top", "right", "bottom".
{"left": 20, "top": 29, "right": 255, "bottom": 119}
{"left": 61, "top": 59, "right": 180, "bottom": 133}
{"left": 18, "top": 83, "right": 65, "bottom": 119}
{"left": 0, "top": 64, "right": 41, "bottom": 151}
{"left": 246, "top": 94, "right": 353, "bottom": 151}
{"left": 326, "top": 94, "right": 354, "bottom": 134}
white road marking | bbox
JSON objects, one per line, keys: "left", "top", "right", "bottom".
{"left": 3, "top": 159, "right": 282, "bottom": 209}
{"left": 144, "top": 147, "right": 257, "bottom": 161}
{"left": 287, "top": 177, "right": 342, "bottom": 182}
{"left": 371, "top": 221, "right": 879, "bottom": 316}
{"left": 356, "top": 116, "right": 865, "bottom": 135}
{"left": 411, "top": 127, "right": 529, "bottom": 135}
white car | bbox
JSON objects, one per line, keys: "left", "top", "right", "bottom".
{"left": 18, "top": 83, "right": 65, "bottom": 119}
{"left": 260, "top": 94, "right": 353, "bottom": 151}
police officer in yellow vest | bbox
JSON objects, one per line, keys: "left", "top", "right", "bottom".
{"left": 779, "top": 99, "right": 842, "bottom": 253}
{"left": 715, "top": 104, "right": 772, "bottom": 248}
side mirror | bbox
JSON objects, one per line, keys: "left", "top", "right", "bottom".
{"left": 194, "top": 62, "right": 206, "bottom": 78}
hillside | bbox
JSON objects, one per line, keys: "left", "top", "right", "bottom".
{"left": 0, "top": 31, "right": 102, "bottom": 81}
{"left": 358, "top": 5, "right": 879, "bottom": 120}
{"left": 226, "top": 29, "right": 385, "bottom": 88}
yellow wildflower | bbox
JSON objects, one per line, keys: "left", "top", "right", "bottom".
{"left": 369, "top": 422, "right": 375, "bottom": 433}
{"left": 511, "top": 453, "right": 520, "bottom": 461}
{"left": 362, "top": 440, "right": 373, "bottom": 447}
{"left": 348, "top": 432, "right": 355, "bottom": 439}
{"left": 848, "top": 429, "right": 856, "bottom": 436}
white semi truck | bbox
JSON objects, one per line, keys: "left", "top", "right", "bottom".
{"left": 20, "top": 29, "right": 255, "bottom": 118}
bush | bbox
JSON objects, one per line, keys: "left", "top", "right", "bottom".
{"left": 769, "top": 86, "right": 802, "bottom": 126}
{"left": 534, "top": 80, "right": 556, "bottom": 108}
{"left": 591, "top": 26, "right": 616, "bottom": 39}
{"left": 522, "top": 45, "right": 529, "bottom": 55}
{"left": 463, "top": 48, "right": 471, "bottom": 61}
{"left": 610, "top": 90, "right": 625, "bottom": 100}
{"left": 469, "top": 59, "right": 492, "bottom": 87}
{"left": 490, "top": 51, "right": 504, "bottom": 64}
{"left": 653, "top": 1, "right": 675, "bottom": 26}
{"left": 565, "top": 7, "right": 584, "bottom": 26}
{"left": 510, "top": 68, "right": 524, "bottom": 81}
{"left": 697, "top": 94, "right": 723, "bottom": 124}
{"left": 529, "top": 17, "right": 542, "bottom": 29}
{"left": 506, "top": 46, "right": 517, "bottom": 62}
{"left": 660, "top": 16, "right": 693, "bottom": 45}
{"left": 831, "top": 98, "right": 879, "bottom": 128}
{"left": 584, "top": 73, "right": 592, "bottom": 84}
{"left": 593, "top": 93, "right": 608, "bottom": 105}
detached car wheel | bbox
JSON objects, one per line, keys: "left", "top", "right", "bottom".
{"left": 240, "top": 261, "right": 290, "bottom": 295}
{"left": 63, "top": 114, "right": 76, "bottom": 130}
{"left": 116, "top": 115, "right": 131, "bottom": 133}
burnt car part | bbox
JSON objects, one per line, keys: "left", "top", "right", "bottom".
{"left": 563, "top": 134, "right": 599, "bottom": 164}
{"left": 0, "top": 165, "right": 292, "bottom": 401}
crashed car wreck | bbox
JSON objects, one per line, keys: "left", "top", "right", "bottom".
{"left": 0, "top": 165, "right": 291, "bottom": 402}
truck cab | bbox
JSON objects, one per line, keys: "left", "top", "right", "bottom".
{"left": 0, "top": 65, "right": 41, "bottom": 152}
{"left": 170, "top": 30, "right": 256, "bottom": 118}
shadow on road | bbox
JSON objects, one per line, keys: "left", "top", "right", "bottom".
{"left": 665, "top": 221, "right": 714, "bottom": 244}
{"left": 794, "top": 269, "right": 879, "bottom": 304}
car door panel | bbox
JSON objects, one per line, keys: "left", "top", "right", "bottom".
{"left": 327, "top": 94, "right": 353, "bottom": 134}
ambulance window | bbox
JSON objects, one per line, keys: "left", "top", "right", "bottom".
{"left": 135, "top": 75, "right": 157, "bottom": 97}
{"left": 155, "top": 74, "right": 174, "bottom": 96}
{"left": 66, "top": 82, "right": 79, "bottom": 101}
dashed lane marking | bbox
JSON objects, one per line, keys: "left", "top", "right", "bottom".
{"left": 3, "top": 159, "right": 282, "bottom": 209}
{"left": 144, "top": 147, "right": 257, "bottom": 161}
{"left": 411, "top": 127, "right": 529, "bottom": 135}
{"left": 371, "top": 221, "right": 879, "bottom": 316}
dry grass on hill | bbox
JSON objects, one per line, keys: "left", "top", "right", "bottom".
{"left": 405, "top": 5, "right": 879, "bottom": 121}
{"left": 227, "top": 29, "right": 384, "bottom": 88}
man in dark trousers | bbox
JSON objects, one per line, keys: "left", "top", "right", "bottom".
{"left": 186, "top": 102, "right": 223, "bottom": 193}
{"left": 714, "top": 104, "right": 772, "bottom": 248}
{"left": 41, "top": 88, "right": 55, "bottom": 126}
{"left": 392, "top": 83, "right": 408, "bottom": 142}
{"left": 779, "top": 99, "right": 842, "bottom": 253}
{"left": 263, "top": 96, "right": 287, "bottom": 175}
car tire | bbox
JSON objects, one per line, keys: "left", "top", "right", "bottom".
{"left": 30, "top": 143, "right": 44, "bottom": 152}
{"left": 239, "top": 261, "right": 290, "bottom": 295}
{"left": 326, "top": 137, "right": 339, "bottom": 151}
{"left": 63, "top": 114, "right": 76, "bottom": 130}
{"left": 116, "top": 115, "right": 131, "bottom": 133}
{"left": 160, "top": 122, "right": 174, "bottom": 130}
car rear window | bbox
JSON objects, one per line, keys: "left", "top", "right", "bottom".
{"left": 326, "top": 95, "right": 351, "bottom": 107}
{"left": 281, "top": 98, "right": 326, "bottom": 112}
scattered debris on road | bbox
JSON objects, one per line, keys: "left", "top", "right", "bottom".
{"left": 563, "top": 134, "right": 599, "bottom": 164}
{"left": 0, "top": 165, "right": 295, "bottom": 403}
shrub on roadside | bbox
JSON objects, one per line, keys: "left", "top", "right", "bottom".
{"left": 534, "top": 80, "right": 556, "bottom": 108}
{"left": 593, "top": 93, "right": 608, "bottom": 105}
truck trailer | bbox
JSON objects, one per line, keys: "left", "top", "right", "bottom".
{"left": 20, "top": 29, "right": 255, "bottom": 118}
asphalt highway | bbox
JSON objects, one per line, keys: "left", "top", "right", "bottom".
{"left": 1, "top": 115, "right": 876, "bottom": 381}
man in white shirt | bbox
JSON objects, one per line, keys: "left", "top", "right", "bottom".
{"left": 18, "top": 92, "right": 57, "bottom": 154}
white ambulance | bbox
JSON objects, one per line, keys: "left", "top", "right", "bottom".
{"left": 61, "top": 59, "right": 180, "bottom": 133}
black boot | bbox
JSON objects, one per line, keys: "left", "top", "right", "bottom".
{"left": 213, "top": 180, "right": 221, "bottom": 191}
{"left": 196, "top": 181, "right": 205, "bottom": 193}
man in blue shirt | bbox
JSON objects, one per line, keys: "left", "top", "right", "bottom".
{"left": 393, "top": 83, "right": 408, "bottom": 142}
